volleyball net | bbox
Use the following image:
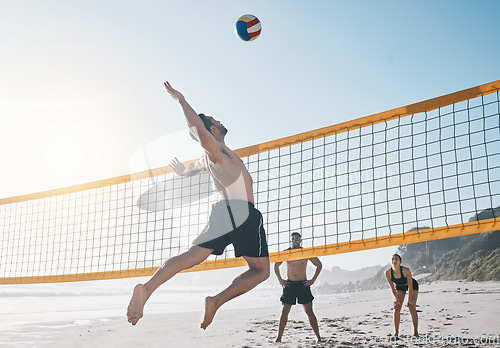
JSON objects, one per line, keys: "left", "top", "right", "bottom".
{"left": 1, "top": 80, "right": 499, "bottom": 284}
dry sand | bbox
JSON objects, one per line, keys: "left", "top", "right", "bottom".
{"left": 2, "top": 280, "right": 499, "bottom": 347}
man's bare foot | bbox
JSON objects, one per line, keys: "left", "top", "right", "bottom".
{"left": 275, "top": 338, "right": 282, "bottom": 342}
{"left": 316, "top": 337, "right": 322, "bottom": 343}
{"left": 200, "top": 296, "right": 219, "bottom": 330}
{"left": 127, "top": 284, "right": 147, "bottom": 325}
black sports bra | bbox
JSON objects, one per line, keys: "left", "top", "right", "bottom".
{"left": 391, "top": 266, "right": 408, "bottom": 285}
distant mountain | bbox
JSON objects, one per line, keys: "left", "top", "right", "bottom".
{"left": 314, "top": 265, "right": 384, "bottom": 294}
{"left": 318, "top": 265, "right": 383, "bottom": 285}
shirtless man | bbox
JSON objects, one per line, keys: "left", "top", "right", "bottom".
{"left": 274, "top": 232, "right": 322, "bottom": 343}
{"left": 126, "top": 81, "right": 270, "bottom": 329}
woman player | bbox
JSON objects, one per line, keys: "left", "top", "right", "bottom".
{"left": 384, "top": 254, "right": 419, "bottom": 337}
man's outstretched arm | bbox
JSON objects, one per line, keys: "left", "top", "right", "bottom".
{"left": 164, "top": 81, "right": 219, "bottom": 155}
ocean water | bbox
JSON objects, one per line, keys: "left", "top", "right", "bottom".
{"left": 1, "top": 276, "right": 350, "bottom": 334}
{"left": 1, "top": 278, "right": 199, "bottom": 330}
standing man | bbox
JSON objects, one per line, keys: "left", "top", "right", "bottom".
{"left": 127, "top": 81, "right": 270, "bottom": 329}
{"left": 274, "top": 232, "right": 322, "bottom": 343}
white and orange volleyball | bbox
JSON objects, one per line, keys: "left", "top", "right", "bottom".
{"left": 235, "top": 14, "right": 261, "bottom": 42}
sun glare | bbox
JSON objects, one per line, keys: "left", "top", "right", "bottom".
{"left": 44, "top": 136, "right": 85, "bottom": 175}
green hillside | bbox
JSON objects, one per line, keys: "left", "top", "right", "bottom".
{"left": 317, "top": 206, "right": 499, "bottom": 293}
{"left": 399, "top": 206, "right": 500, "bottom": 281}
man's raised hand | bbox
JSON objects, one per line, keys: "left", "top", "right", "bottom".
{"left": 164, "top": 81, "right": 185, "bottom": 101}
{"left": 169, "top": 157, "right": 186, "bottom": 175}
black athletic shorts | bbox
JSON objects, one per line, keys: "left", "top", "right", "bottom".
{"left": 396, "top": 278, "right": 419, "bottom": 292}
{"left": 280, "top": 280, "right": 314, "bottom": 305}
{"left": 193, "top": 200, "right": 268, "bottom": 258}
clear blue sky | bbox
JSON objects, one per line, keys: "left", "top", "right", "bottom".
{"left": 1, "top": 0, "right": 499, "bottom": 269}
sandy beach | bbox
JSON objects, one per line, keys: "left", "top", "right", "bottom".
{"left": 1, "top": 279, "right": 499, "bottom": 347}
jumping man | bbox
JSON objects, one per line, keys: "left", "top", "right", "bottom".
{"left": 127, "top": 81, "right": 270, "bottom": 329}
{"left": 274, "top": 232, "right": 322, "bottom": 343}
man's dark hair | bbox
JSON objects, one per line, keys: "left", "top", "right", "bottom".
{"left": 291, "top": 232, "right": 301, "bottom": 238}
{"left": 198, "top": 113, "right": 213, "bottom": 132}
{"left": 189, "top": 114, "right": 214, "bottom": 142}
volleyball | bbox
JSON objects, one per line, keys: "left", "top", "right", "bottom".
{"left": 235, "top": 14, "right": 261, "bottom": 42}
